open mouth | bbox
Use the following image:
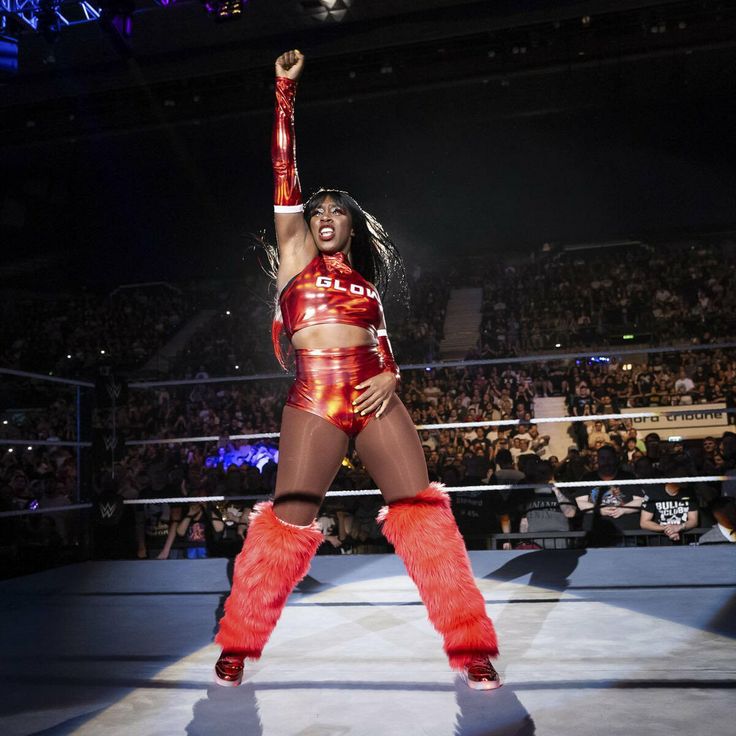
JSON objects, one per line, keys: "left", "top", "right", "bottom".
{"left": 318, "top": 226, "right": 335, "bottom": 241}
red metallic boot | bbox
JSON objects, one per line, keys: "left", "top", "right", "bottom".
{"left": 465, "top": 657, "right": 502, "bottom": 690}
{"left": 214, "top": 651, "right": 246, "bottom": 687}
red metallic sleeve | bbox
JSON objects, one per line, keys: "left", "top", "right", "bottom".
{"left": 377, "top": 330, "right": 400, "bottom": 383}
{"left": 272, "top": 77, "right": 303, "bottom": 212}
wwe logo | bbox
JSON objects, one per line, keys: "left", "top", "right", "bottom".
{"left": 99, "top": 502, "right": 118, "bottom": 519}
{"left": 106, "top": 379, "right": 122, "bottom": 401}
{"left": 103, "top": 435, "right": 117, "bottom": 451}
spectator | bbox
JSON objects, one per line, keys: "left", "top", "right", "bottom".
{"left": 643, "top": 433, "right": 664, "bottom": 470}
{"left": 699, "top": 436, "right": 718, "bottom": 471}
{"left": 155, "top": 464, "right": 186, "bottom": 560}
{"left": 441, "top": 450, "right": 466, "bottom": 488}
{"left": 518, "top": 461, "right": 578, "bottom": 549}
{"left": 463, "top": 445, "right": 491, "bottom": 486}
{"left": 626, "top": 429, "right": 647, "bottom": 455}
{"left": 177, "top": 503, "right": 208, "bottom": 559}
{"left": 674, "top": 368, "right": 695, "bottom": 396}
{"left": 420, "top": 429, "right": 438, "bottom": 452}
{"left": 569, "top": 382, "right": 594, "bottom": 449}
{"left": 587, "top": 420, "right": 609, "bottom": 449}
{"left": 489, "top": 449, "right": 525, "bottom": 550}
{"left": 312, "top": 509, "right": 342, "bottom": 555}
{"left": 554, "top": 446, "right": 588, "bottom": 484}
{"left": 528, "top": 425, "right": 550, "bottom": 457}
{"left": 640, "top": 481, "right": 699, "bottom": 543}
{"left": 208, "top": 502, "right": 249, "bottom": 557}
{"left": 697, "top": 497, "right": 736, "bottom": 544}
{"left": 575, "top": 445, "right": 646, "bottom": 545}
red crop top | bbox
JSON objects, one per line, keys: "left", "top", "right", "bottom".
{"left": 271, "top": 251, "right": 383, "bottom": 369}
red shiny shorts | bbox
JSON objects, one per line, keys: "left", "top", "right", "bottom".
{"left": 286, "top": 344, "right": 383, "bottom": 437}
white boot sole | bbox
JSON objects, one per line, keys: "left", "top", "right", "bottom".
{"left": 465, "top": 674, "right": 502, "bottom": 690}
{"left": 214, "top": 670, "right": 243, "bottom": 687}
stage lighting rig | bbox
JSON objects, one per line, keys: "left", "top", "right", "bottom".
{"left": 201, "top": 0, "right": 247, "bottom": 22}
{"left": 0, "top": 0, "right": 103, "bottom": 37}
{"left": 35, "top": 0, "right": 60, "bottom": 44}
{"left": 99, "top": 0, "right": 135, "bottom": 37}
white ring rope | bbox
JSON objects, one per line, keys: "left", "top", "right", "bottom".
{"left": 122, "top": 495, "right": 229, "bottom": 505}
{"left": 117, "top": 475, "right": 730, "bottom": 504}
{"left": 123, "top": 406, "right": 733, "bottom": 446}
{"left": 1, "top": 474, "right": 731, "bottom": 518}
{"left": 126, "top": 432, "right": 281, "bottom": 446}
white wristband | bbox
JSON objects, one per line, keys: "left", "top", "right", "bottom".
{"left": 274, "top": 204, "right": 304, "bottom": 214}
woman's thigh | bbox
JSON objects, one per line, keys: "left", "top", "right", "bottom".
{"left": 355, "top": 394, "right": 429, "bottom": 504}
{"left": 273, "top": 405, "right": 349, "bottom": 524}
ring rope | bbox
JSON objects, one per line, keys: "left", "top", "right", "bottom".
{"left": 0, "top": 367, "right": 94, "bottom": 388}
{"left": 117, "top": 475, "right": 730, "bottom": 503}
{"left": 123, "top": 406, "right": 732, "bottom": 446}
{"left": 1, "top": 474, "right": 730, "bottom": 518}
{"left": 0, "top": 439, "right": 93, "bottom": 448}
{"left": 0, "top": 503, "right": 94, "bottom": 519}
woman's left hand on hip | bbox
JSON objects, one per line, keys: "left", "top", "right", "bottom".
{"left": 354, "top": 373, "right": 397, "bottom": 419}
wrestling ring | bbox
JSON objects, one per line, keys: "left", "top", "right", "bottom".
{"left": 1, "top": 342, "right": 735, "bottom": 736}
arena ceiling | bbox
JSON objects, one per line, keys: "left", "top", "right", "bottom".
{"left": 2, "top": 0, "right": 735, "bottom": 147}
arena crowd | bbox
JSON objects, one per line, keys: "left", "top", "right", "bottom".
{"left": 2, "top": 239, "right": 735, "bottom": 570}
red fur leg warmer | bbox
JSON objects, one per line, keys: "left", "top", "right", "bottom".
{"left": 377, "top": 483, "right": 498, "bottom": 669}
{"left": 215, "top": 501, "right": 323, "bottom": 658}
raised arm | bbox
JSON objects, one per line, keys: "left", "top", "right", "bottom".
{"left": 272, "top": 50, "right": 316, "bottom": 288}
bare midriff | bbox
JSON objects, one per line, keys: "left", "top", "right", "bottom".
{"left": 290, "top": 323, "right": 376, "bottom": 350}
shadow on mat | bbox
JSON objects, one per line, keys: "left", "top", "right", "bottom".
{"left": 485, "top": 550, "right": 586, "bottom": 667}
{"left": 454, "top": 678, "right": 535, "bottom": 736}
{"left": 185, "top": 678, "right": 532, "bottom": 736}
{"left": 706, "top": 590, "right": 736, "bottom": 639}
{"left": 187, "top": 683, "right": 263, "bottom": 736}
{"left": 212, "top": 557, "right": 236, "bottom": 638}
{"left": 484, "top": 549, "right": 586, "bottom": 591}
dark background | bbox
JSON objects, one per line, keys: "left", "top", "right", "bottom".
{"left": 2, "top": 0, "right": 735, "bottom": 290}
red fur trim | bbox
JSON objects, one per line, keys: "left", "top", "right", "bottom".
{"left": 378, "top": 483, "right": 498, "bottom": 669}
{"left": 376, "top": 481, "right": 450, "bottom": 523}
{"left": 215, "top": 502, "right": 323, "bottom": 658}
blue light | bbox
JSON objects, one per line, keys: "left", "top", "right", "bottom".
{"left": 205, "top": 442, "right": 279, "bottom": 472}
{"left": 0, "top": 35, "right": 18, "bottom": 73}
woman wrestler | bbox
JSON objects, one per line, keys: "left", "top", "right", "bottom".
{"left": 214, "top": 49, "right": 501, "bottom": 691}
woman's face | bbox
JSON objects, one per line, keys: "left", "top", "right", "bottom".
{"left": 309, "top": 196, "right": 354, "bottom": 254}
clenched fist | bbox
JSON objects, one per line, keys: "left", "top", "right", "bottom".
{"left": 275, "top": 50, "right": 305, "bottom": 81}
